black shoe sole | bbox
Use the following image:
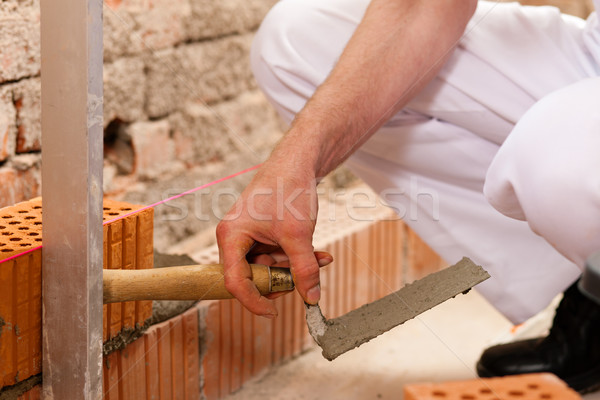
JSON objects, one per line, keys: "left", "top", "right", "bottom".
{"left": 477, "top": 360, "right": 600, "bottom": 394}
{"left": 566, "top": 363, "right": 600, "bottom": 394}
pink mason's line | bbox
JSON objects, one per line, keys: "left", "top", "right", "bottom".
{"left": 102, "top": 163, "right": 262, "bottom": 224}
{"left": 0, "top": 163, "right": 262, "bottom": 265}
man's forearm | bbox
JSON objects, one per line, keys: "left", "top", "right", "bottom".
{"left": 269, "top": 0, "right": 477, "bottom": 178}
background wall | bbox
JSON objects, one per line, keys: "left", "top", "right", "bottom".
{"left": 0, "top": 0, "right": 595, "bottom": 250}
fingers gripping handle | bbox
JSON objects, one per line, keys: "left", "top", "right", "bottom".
{"left": 103, "top": 264, "right": 294, "bottom": 303}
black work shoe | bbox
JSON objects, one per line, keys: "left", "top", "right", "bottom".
{"left": 476, "top": 280, "right": 600, "bottom": 394}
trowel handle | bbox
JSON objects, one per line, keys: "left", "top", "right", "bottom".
{"left": 103, "top": 264, "right": 294, "bottom": 303}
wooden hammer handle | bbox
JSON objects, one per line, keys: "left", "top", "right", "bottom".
{"left": 103, "top": 264, "right": 294, "bottom": 303}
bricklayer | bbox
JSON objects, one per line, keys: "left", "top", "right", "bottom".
{"left": 0, "top": 198, "right": 154, "bottom": 391}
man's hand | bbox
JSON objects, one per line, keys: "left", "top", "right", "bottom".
{"left": 216, "top": 160, "right": 331, "bottom": 318}
{"left": 216, "top": 0, "right": 476, "bottom": 317}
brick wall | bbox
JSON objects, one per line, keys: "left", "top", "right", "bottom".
{"left": 0, "top": 0, "right": 285, "bottom": 251}
{"left": 0, "top": 0, "right": 595, "bottom": 250}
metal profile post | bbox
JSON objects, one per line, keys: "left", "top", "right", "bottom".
{"left": 40, "top": 0, "right": 104, "bottom": 398}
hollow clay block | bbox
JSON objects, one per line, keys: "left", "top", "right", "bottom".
{"left": 0, "top": 198, "right": 153, "bottom": 391}
{"left": 404, "top": 373, "right": 581, "bottom": 400}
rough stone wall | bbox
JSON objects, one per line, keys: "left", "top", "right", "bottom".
{"left": 0, "top": 0, "right": 595, "bottom": 250}
{"left": 0, "top": 0, "right": 284, "bottom": 250}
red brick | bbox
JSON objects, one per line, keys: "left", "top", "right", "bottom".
{"left": 12, "top": 78, "right": 41, "bottom": 154}
{"left": 100, "top": 308, "right": 201, "bottom": 400}
{"left": 182, "top": 308, "right": 200, "bottom": 400}
{"left": 127, "top": 120, "right": 175, "bottom": 180}
{"left": 104, "top": 0, "right": 122, "bottom": 9}
{"left": 241, "top": 308, "right": 254, "bottom": 383}
{"left": 219, "top": 300, "right": 232, "bottom": 396}
{"left": 103, "top": 352, "right": 120, "bottom": 400}
{"left": 0, "top": 198, "right": 152, "bottom": 391}
{"left": 17, "top": 384, "right": 41, "bottom": 400}
{"left": 119, "top": 337, "right": 147, "bottom": 400}
{"left": 230, "top": 301, "right": 243, "bottom": 393}
{"left": 251, "top": 311, "right": 272, "bottom": 377}
{"left": 144, "top": 328, "right": 160, "bottom": 397}
{"left": 0, "top": 243, "right": 41, "bottom": 389}
{"left": 134, "top": 205, "right": 154, "bottom": 325}
{"left": 120, "top": 215, "right": 137, "bottom": 330}
{"left": 404, "top": 373, "right": 581, "bottom": 400}
{"left": 156, "top": 322, "right": 173, "bottom": 400}
{"left": 0, "top": 87, "right": 17, "bottom": 162}
{"left": 202, "top": 301, "right": 221, "bottom": 400}
{"left": 281, "top": 294, "right": 294, "bottom": 363}
{"left": 291, "top": 292, "right": 304, "bottom": 357}
{"left": 271, "top": 297, "right": 284, "bottom": 365}
{"left": 405, "top": 226, "right": 447, "bottom": 283}
{"left": 170, "top": 317, "right": 185, "bottom": 400}
{"left": 0, "top": 167, "right": 41, "bottom": 210}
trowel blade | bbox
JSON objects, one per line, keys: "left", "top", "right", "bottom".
{"left": 305, "top": 257, "right": 490, "bottom": 361}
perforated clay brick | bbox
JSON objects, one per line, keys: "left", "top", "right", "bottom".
{"left": 0, "top": 197, "right": 153, "bottom": 392}
{"left": 403, "top": 373, "right": 582, "bottom": 400}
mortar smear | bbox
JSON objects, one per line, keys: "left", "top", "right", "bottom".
{"left": 308, "top": 257, "right": 489, "bottom": 361}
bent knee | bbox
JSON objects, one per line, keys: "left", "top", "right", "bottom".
{"left": 485, "top": 78, "right": 600, "bottom": 266}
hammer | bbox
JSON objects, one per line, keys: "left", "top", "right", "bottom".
{"left": 103, "top": 264, "right": 294, "bottom": 303}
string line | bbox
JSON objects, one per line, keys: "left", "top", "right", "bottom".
{"left": 0, "top": 163, "right": 261, "bottom": 265}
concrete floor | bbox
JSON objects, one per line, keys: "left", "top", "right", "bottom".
{"left": 225, "top": 290, "right": 600, "bottom": 400}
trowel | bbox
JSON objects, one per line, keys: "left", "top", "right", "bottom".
{"left": 305, "top": 257, "right": 489, "bottom": 361}
{"left": 103, "top": 255, "right": 489, "bottom": 361}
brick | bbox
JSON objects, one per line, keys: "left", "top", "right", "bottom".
{"left": 0, "top": 162, "right": 41, "bottom": 210}
{"left": 0, "top": 198, "right": 43, "bottom": 390}
{"left": 145, "top": 35, "right": 255, "bottom": 118}
{"left": 156, "top": 322, "right": 173, "bottom": 400}
{"left": 403, "top": 373, "right": 581, "bottom": 400}
{"left": 11, "top": 77, "right": 41, "bottom": 153}
{"left": 118, "top": 337, "right": 147, "bottom": 400}
{"left": 241, "top": 308, "right": 254, "bottom": 383}
{"left": 0, "top": 197, "right": 153, "bottom": 390}
{"left": 170, "top": 317, "right": 185, "bottom": 400}
{"left": 100, "top": 306, "right": 202, "bottom": 400}
{"left": 0, "top": 86, "right": 17, "bottom": 162}
{"left": 185, "top": 0, "right": 277, "bottom": 41}
{"left": 102, "top": 199, "right": 154, "bottom": 340}
{"left": 103, "top": 5, "right": 138, "bottom": 62}
{"left": 404, "top": 226, "right": 447, "bottom": 283}
{"left": 271, "top": 297, "right": 284, "bottom": 365}
{"left": 169, "top": 91, "right": 282, "bottom": 166}
{"left": 292, "top": 292, "right": 305, "bottom": 356}
{"left": 16, "top": 383, "right": 41, "bottom": 400}
{"left": 126, "top": 119, "right": 176, "bottom": 180}
{"left": 103, "top": 57, "right": 146, "bottom": 127}
{"left": 103, "top": 0, "right": 190, "bottom": 61}
{"left": 143, "top": 328, "right": 160, "bottom": 397}
{"left": 202, "top": 301, "right": 221, "bottom": 400}
{"left": 251, "top": 311, "right": 272, "bottom": 377}
{"left": 135, "top": 207, "right": 154, "bottom": 325}
{"left": 0, "top": 2, "right": 40, "bottom": 83}
{"left": 182, "top": 308, "right": 200, "bottom": 400}
{"left": 230, "top": 302, "right": 243, "bottom": 393}
{"left": 219, "top": 300, "right": 232, "bottom": 397}
{"left": 281, "top": 294, "right": 293, "bottom": 363}
{"left": 120, "top": 214, "right": 137, "bottom": 330}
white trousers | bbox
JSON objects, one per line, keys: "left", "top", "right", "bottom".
{"left": 251, "top": 0, "right": 600, "bottom": 323}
